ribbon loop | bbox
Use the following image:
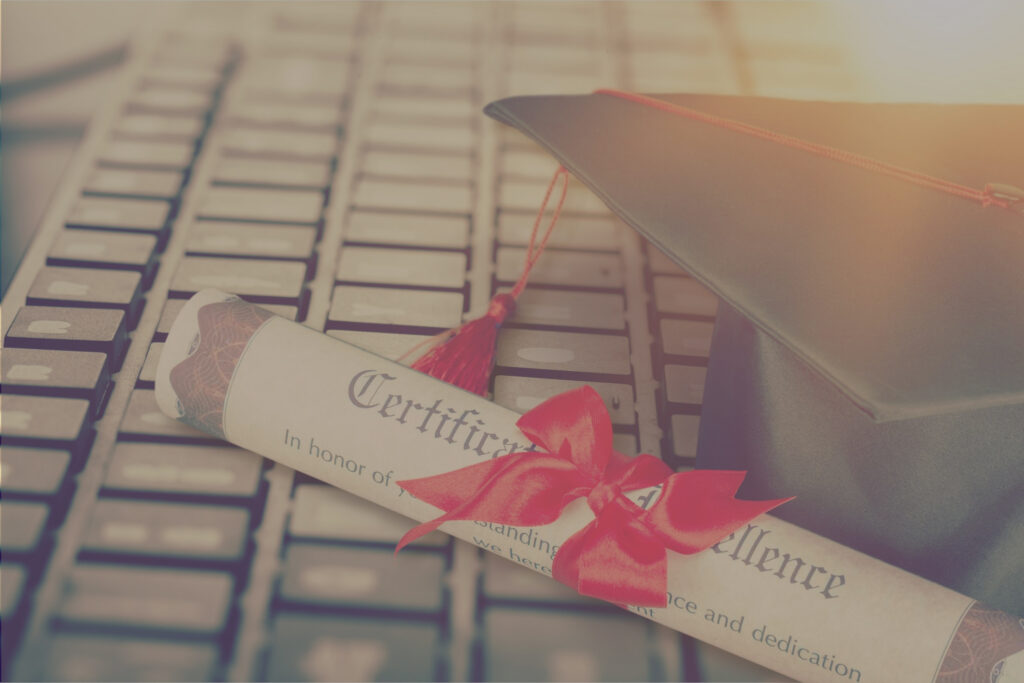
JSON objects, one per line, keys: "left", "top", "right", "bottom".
{"left": 397, "top": 385, "right": 790, "bottom": 606}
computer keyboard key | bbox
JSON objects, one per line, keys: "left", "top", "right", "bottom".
{"left": 336, "top": 247, "right": 466, "bottom": 289}
{"left": 171, "top": 257, "right": 307, "bottom": 305}
{"left": 362, "top": 149, "right": 474, "bottom": 183}
{"left": 119, "top": 389, "right": 220, "bottom": 443}
{"left": 344, "top": 211, "right": 469, "bottom": 249}
{"left": 2, "top": 348, "right": 110, "bottom": 409}
{"left": 237, "top": 58, "right": 348, "bottom": 100}
{"left": 57, "top": 564, "right": 233, "bottom": 634}
{"left": 0, "top": 502, "right": 50, "bottom": 555}
{"left": 156, "top": 299, "right": 298, "bottom": 339}
{"left": 280, "top": 544, "right": 445, "bottom": 611}
{"left": 223, "top": 101, "right": 342, "bottom": 131}
{"left": 66, "top": 197, "right": 170, "bottom": 236}
{"left": 496, "top": 248, "right": 622, "bottom": 289}
{"left": 137, "top": 342, "right": 163, "bottom": 386}
{"left": 380, "top": 63, "right": 475, "bottom": 92}
{"left": 127, "top": 86, "right": 213, "bottom": 115}
{"left": 499, "top": 148, "right": 561, "bottom": 180}
{"left": 198, "top": 186, "right": 323, "bottom": 224}
{"left": 49, "top": 230, "right": 158, "bottom": 282}
{"left": 364, "top": 120, "right": 475, "bottom": 153}
{"left": 81, "top": 499, "right": 250, "bottom": 563}
{"left": 104, "top": 443, "right": 263, "bottom": 500}
{"left": 483, "top": 608, "right": 652, "bottom": 682}
{"left": 84, "top": 168, "right": 183, "bottom": 200}
{"left": 373, "top": 93, "right": 476, "bottom": 121}
{"left": 659, "top": 319, "right": 714, "bottom": 358}
{"left": 213, "top": 157, "right": 332, "bottom": 190}
{"left": 499, "top": 179, "right": 608, "bottom": 215}
{"left": 497, "top": 212, "right": 622, "bottom": 251}
{"left": 493, "top": 376, "right": 635, "bottom": 427}
{"left": 0, "top": 565, "right": 27, "bottom": 619}
{"left": 652, "top": 276, "right": 718, "bottom": 317}
{"left": 494, "top": 329, "right": 631, "bottom": 376}
{"left": 353, "top": 177, "right": 473, "bottom": 215}
{"left": 645, "top": 243, "right": 688, "bottom": 276}
{"left": 5, "top": 306, "right": 128, "bottom": 366}
{"left": 289, "top": 485, "right": 445, "bottom": 547}
{"left": 98, "top": 140, "right": 195, "bottom": 171}
{"left": 143, "top": 63, "right": 222, "bottom": 90}
{"left": 38, "top": 634, "right": 219, "bottom": 683}
{"left": 0, "top": 448, "right": 71, "bottom": 498}
{"left": 27, "top": 267, "right": 143, "bottom": 326}
{"left": 0, "top": 394, "right": 91, "bottom": 451}
{"left": 506, "top": 289, "right": 625, "bottom": 330}
{"left": 325, "top": 330, "right": 431, "bottom": 362}
{"left": 328, "top": 286, "right": 463, "bottom": 330}
{"left": 670, "top": 414, "right": 701, "bottom": 459}
{"left": 187, "top": 221, "right": 317, "bottom": 270}
{"left": 265, "top": 613, "right": 440, "bottom": 683}
{"left": 219, "top": 128, "right": 338, "bottom": 162}
{"left": 115, "top": 114, "right": 204, "bottom": 141}
{"left": 664, "top": 364, "right": 707, "bottom": 405}
{"left": 481, "top": 553, "right": 597, "bottom": 606}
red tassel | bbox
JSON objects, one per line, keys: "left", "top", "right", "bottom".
{"left": 407, "top": 166, "right": 569, "bottom": 395}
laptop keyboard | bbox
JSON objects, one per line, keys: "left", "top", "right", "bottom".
{"left": 0, "top": 2, "right": 860, "bottom": 680}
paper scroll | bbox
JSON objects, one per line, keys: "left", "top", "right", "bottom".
{"left": 156, "top": 290, "right": 1024, "bottom": 683}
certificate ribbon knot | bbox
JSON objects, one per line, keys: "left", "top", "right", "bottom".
{"left": 396, "top": 386, "right": 791, "bottom": 607}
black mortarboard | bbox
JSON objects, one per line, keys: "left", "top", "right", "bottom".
{"left": 484, "top": 92, "right": 1024, "bottom": 615}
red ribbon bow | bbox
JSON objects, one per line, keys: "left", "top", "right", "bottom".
{"left": 396, "top": 386, "right": 790, "bottom": 606}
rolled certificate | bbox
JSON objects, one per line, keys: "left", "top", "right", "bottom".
{"left": 157, "top": 290, "right": 1024, "bottom": 683}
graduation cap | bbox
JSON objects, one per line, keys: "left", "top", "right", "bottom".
{"left": 482, "top": 91, "right": 1024, "bottom": 616}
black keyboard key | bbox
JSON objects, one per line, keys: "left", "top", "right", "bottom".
{"left": 483, "top": 609, "right": 653, "bottom": 681}
{"left": 65, "top": 197, "right": 171, "bottom": 245}
{"left": 115, "top": 114, "right": 204, "bottom": 142}
{"left": 103, "top": 443, "right": 263, "bottom": 501}
{"left": 327, "top": 285, "right": 463, "bottom": 330}
{"left": 213, "top": 157, "right": 332, "bottom": 190}
{"left": 279, "top": 544, "right": 445, "bottom": 612}
{"left": 218, "top": 128, "right": 338, "bottom": 162}
{"left": 223, "top": 100, "right": 342, "bottom": 132}
{"left": 344, "top": 210, "right": 469, "bottom": 249}
{"left": 98, "top": 139, "right": 194, "bottom": 170}
{"left": 81, "top": 499, "right": 249, "bottom": 563}
{"left": 289, "top": 485, "right": 445, "bottom": 547}
{"left": 0, "top": 501, "right": 49, "bottom": 555}
{"left": 265, "top": 613, "right": 440, "bottom": 682}
{"left": 0, "top": 448, "right": 71, "bottom": 498}
{"left": 481, "top": 553, "right": 596, "bottom": 606}
{"left": 2, "top": 348, "right": 110, "bottom": 409}
{"left": 659, "top": 319, "right": 714, "bottom": 358}
{"left": 0, "top": 394, "right": 91, "bottom": 452}
{"left": 493, "top": 329, "right": 631, "bottom": 376}
{"left": 186, "top": 221, "right": 317, "bottom": 273}
{"left": 27, "top": 267, "right": 144, "bottom": 327}
{"left": 127, "top": 85, "right": 213, "bottom": 116}
{"left": 84, "top": 168, "right": 184, "bottom": 200}
{"left": 0, "top": 564, "right": 27, "bottom": 619}
{"left": 118, "top": 389, "right": 220, "bottom": 443}
{"left": 137, "top": 342, "right": 162, "bottom": 386}
{"left": 38, "top": 634, "right": 219, "bottom": 682}
{"left": 335, "top": 247, "right": 466, "bottom": 289}
{"left": 170, "top": 256, "right": 307, "bottom": 306}
{"left": 5, "top": 306, "right": 128, "bottom": 366}
{"left": 49, "top": 230, "right": 158, "bottom": 283}
{"left": 57, "top": 564, "right": 233, "bottom": 634}
{"left": 155, "top": 298, "right": 298, "bottom": 339}
{"left": 198, "top": 186, "right": 323, "bottom": 225}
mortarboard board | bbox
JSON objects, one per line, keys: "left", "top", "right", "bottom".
{"left": 483, "top": 92, "right": 1024, "bottom": 616}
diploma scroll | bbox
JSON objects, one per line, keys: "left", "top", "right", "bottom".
{"left": 156, "top": 291, "right": 1024, "bottom": 683}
